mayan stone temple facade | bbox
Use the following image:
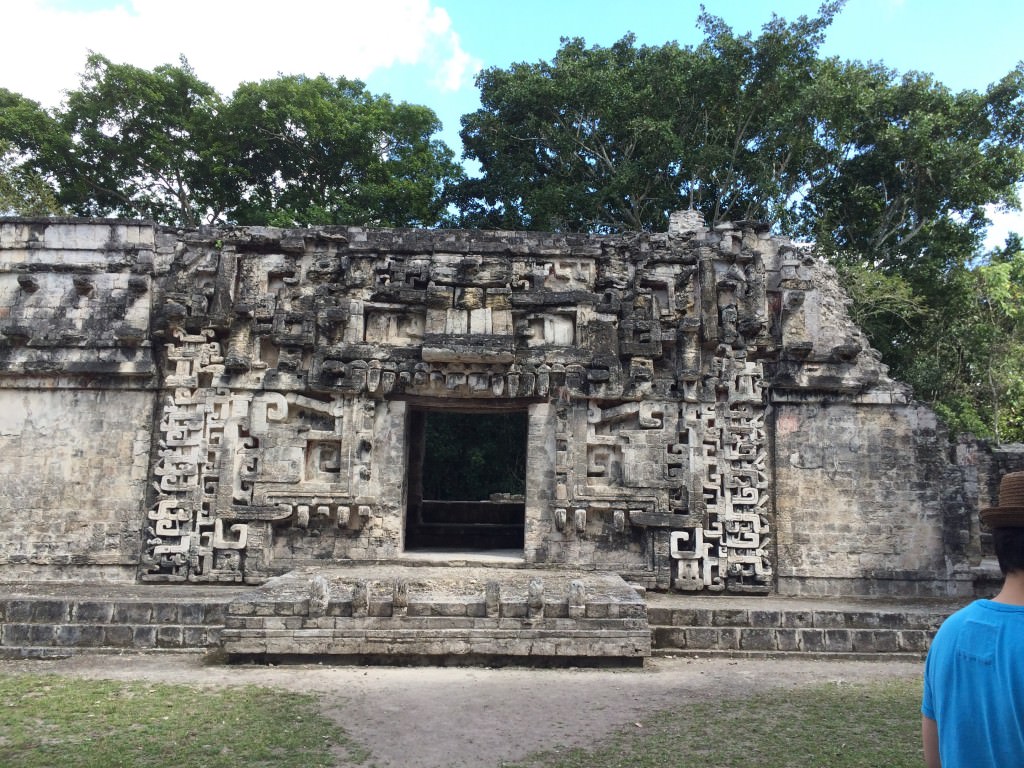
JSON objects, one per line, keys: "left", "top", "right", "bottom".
{"left": 0, "top": 214, "right": 1016, "bottom": 659}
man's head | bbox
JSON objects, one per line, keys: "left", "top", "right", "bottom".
{"left": 994, "top": 527, "right": 1024, "bottom": 575}
{"left": 981, "top": 471, "right": 1024, "bottom": 575}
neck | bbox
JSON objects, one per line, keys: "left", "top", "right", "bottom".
{"left": 994, "top": 571, "right": 1024, "bottom": 606}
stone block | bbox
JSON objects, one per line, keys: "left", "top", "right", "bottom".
{"left": 645, "top": 607, "right": 673, "bottom": 625}
{"left": 53, "top": 624, "right": 82, "bottom": 646}
{"left": 2, "top": 623, "right": 32, "bottom": 646}
{"left": 898, "top": 630, "right": 933, "bottom": 653}
{"left": 824, "top": 629, "right": 853, "bottom": 653}
{"left": 203, "top": 604, "right": 228, "bottom": 623}
{"left": 112, "top": 603, "right": 153, "bottom": 623}
{"left": 181, "top": 626, "right": 208, "bottom": 647}
{"left": 780, "top": 611, "right": 814, "bottom": 628}
{"left": 31, "top": 600, "right": 71, "bottom": 623}
{"left": 151, "top": 603, "right": 179, "bottom": 624}
{"left": 675, "top": 610, "right": 716, "bottom": 626}
{"left": 73, "top": 602, "right": 114, "bottom": 623}
{"left": 812, "top": 612, "right": 846, "bottom": 629}
{"left": 776, "top": 628, "right": 801, "bottom": 652}
{"left": 739, "top": 628, "right": 777, "bottom": 651}
{"left": 502, "top": 601, "right": 527, "bottom": 619}
{"left": 4, "top": 601, "right": 32, "bottom": 622}
{"left": 29, "top": 624, "right": 57, "bottom": 645}
{"left": 103, "top": 625, "right": 134, "bottom": 647}
{"left": 222, "top": 638, "right": 268, "bottom": 654}
{"left": 712, "top": 609, "right": 748, "bottom": 627}
{"left": 748, "top": 610, "right": 782, "bottom": 628}
{"left": 431, "top": 601, "right": 468, "bottom": 617}
{"left": 800, "top": 629, "right": 826, "bottom": 652}
{"left": 78, "top": 625, "right": 107, "bottom": 647}
{"left": 132, "top": 626, "right": 156, "bottom": 647}
{"left": 652, "top": 626, "right": 686, "bottom": 649}
{"left": 850, "top": 629, "right": 899, "bottom": 653}
{"left": 684, "top": 627, "right": 719, "bottom": 650}
{"left": 229, "top": 600, "right": 257, "bottom": 616}
{"left": 178, "top": 603, "right": 207, "bottom": 624}
{"left": 156, "top": 626, "right": 184, "bottom": 648}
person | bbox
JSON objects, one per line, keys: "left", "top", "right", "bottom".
{"left": 922, "top": 470, "right": 1024, "bottom": 767}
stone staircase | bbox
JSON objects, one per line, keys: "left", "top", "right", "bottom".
{"left": 221, "top": 566, "right": 651, "bottom": 665}
{"left": 0, "top": 579, "right": 965, "bottom": 662}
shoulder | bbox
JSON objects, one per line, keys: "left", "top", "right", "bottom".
{"left": 931, "top": 601, "right": 989, "bottom": 642}
{"left": 939, "top": 599, "right": 988, "bottom": 625}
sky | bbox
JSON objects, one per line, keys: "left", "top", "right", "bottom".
{"left": 3, "top": 0, "right": 1023, "bottom": 246}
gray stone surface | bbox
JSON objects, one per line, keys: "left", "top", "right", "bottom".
{"left": 222, "top": 566, "right": 651, "bottom": 660}
{"left": 0, "top": 215, "right": 1021, "bottom": 618}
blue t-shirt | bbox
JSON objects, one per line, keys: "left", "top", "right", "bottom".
{"left": 922, "top": 599, "right": 1024, "bottom": 767}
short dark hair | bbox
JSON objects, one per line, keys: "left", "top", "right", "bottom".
{"left": 993, "top": 527, "right": 1024, "bottom": 575}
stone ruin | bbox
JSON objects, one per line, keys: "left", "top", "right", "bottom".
{"left": 1, "top": 214, "right": 1019, "bottom": 660}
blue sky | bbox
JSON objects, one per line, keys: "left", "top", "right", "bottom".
{"left": 367, "top": 0, "right": 1024, "bottom": 162}
{"left": 5, "top": 0, "right": 1024, "bottom": 243}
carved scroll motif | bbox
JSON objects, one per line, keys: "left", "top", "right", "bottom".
{"left": 670, "top": 354, "right": 772, "bottom": 593}
{"left": 144, "top": 329, "right": 251, "bottom": 582}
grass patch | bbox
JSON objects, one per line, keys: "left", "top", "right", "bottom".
{"left": 0, "top": 673, "right": 370, "bottom": 768}
{"left": 507, "top": 677, "right": 923, "bottom": 768}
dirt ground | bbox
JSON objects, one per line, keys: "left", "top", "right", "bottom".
{"left": 0, "top": 652, "right": 925, "bottom": 768}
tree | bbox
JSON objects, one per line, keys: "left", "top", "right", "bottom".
{"left": 45, "top": 54, "right": 227, "bottom": 226}
{"left": 224, "top": 75, "right": 462, "bottom": 227}
{"left": 0, "top": 55, "right": 461, "bottom": 228}
{"left": 800, "top": 61, "right": 1024, "bottom": 284}
{"left": 967, "top": 236, "right": 1024, "bottom": 442}
{"left": 0, "top": 91, "right": 66, "bottom": 215}
{"left": 458, "top": 5, "right": 841, "bottom": 232}
{"left": 459, "top": 6, "right": 1022, "bottom": 242}
{"left": 0, "top": 139, "right": 62, "bottom": 215}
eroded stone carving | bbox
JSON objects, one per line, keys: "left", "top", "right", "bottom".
{"left": 138, "top": 216, "right": 825, "bottom": 589}
{"left": 0, "top": 217, "right": 993, "bottom": 599}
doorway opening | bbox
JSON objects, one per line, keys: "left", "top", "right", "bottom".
{"left": 405, "top": 407, "right": 527, "bottom": 551}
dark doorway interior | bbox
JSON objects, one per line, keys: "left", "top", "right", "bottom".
{"left": 405, "top": 408, "right": 527, "bottom": 551}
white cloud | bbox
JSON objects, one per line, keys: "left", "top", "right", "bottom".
{"left": 2, "top": 0, "right": 480, "bottom": 107}
{"left": 985, "top": 203, "right": 1024, "bottom": 251}
{"left": 423, "top": 6, "right": 482, "bottom": 92}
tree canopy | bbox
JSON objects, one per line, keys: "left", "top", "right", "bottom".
{"left": 0, "top": 54, "right": 462, "bottom": 227}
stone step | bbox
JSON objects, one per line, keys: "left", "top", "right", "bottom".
{"left": 646, "top": 595, "right": 958, "bottom": 656}
{"left": 0, "top": 588, "right": 234, "bottom": 659}
{"left": 222, "top": 567, "right": 651, "bottom": 663}
{"left": 0, "top": 583, "right": 966, "bottom": 661}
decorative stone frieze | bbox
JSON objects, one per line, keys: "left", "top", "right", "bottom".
{"left": 0, "top": 215, "right": 995, "bottom": 598}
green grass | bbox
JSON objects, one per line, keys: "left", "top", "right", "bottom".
{"left": 0, "top": 672, "right": 924, "bottom": 768}
{"left": 506, "top": 677, "right": 924, "bottom": 768}
{"left": 0, "top": 674, "right": 369, "bottom": 768}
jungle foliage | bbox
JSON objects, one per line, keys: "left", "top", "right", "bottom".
{"left": 422, "top": 411, "right": 527, "bottom": 501}
{"left": 0, "top": 54, "right": 462, "bottom": 228}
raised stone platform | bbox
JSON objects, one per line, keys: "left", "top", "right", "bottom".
{"left": 646, "top": 592, "right": 955, "bottom": 660}
{"left": 0, "top": 576, "right": 969, "bottom": 663}
{"left": 0, "top": 583, "right": 237, "bottom": 659}
{"left": 221, "top": 566, "right": 651, "bottom": 665}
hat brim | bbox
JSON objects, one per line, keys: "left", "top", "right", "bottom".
{"left": 980, "top": 507, "right": 1024, "bottom": 528}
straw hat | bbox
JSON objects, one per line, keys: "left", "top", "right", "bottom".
{"left": 981, "top": 471, "right": 1024, "bottom": 528}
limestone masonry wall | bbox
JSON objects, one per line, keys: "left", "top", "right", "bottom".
{"left": 0, "top": 215, "right": 1015, "bottom": 595}
{"left": 774, "top": 402, "right": 957, "bottom": 596}
{"left": 0, "top": 389, "right": 152, "bottom": 581}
